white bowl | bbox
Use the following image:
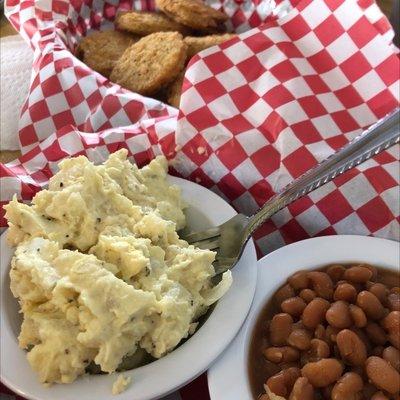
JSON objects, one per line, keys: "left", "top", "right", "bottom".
{"left": 0, "top": 176, "right": 258, "bottom": 400}
{"left": 208, "top": 235, "right": 400, "bottom": 400}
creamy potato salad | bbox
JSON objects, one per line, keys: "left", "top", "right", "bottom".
{"left": 5, "top": 150, "right": 232, "bottom": 386}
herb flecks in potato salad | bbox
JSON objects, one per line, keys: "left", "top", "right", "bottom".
{"left": 5, "top": 150, "right": 232, "bottom": 385}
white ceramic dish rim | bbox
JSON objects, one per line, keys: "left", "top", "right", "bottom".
{"left": 207, "top": 235, "right": 400, "bottom": 400}
{"left": 0, "top": 176, "right": 258, "bottom": 400}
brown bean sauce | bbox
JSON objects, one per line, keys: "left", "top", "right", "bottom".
{"left": 248, "top": 264, "right": 400, "bottom": 399}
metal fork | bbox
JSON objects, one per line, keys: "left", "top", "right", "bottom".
{"left": 183, "top": 108, "right": 400, "bottom": 274}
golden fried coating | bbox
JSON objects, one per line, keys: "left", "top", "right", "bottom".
{"left": 184, "top": 33, "right": 236, "bottom": 60}
{"left": 166, "top": 71, "right": 185, "bottom": 107}
{"left": 110, "top": 32, "right": 187, "bottom": 96}
{"left": 77, "top": 30, "right": 137, "bottom": 78}
{"left": 155, "top": 0, "right": 228, "bottom": 31}
{"left": 115, "top": 10, "right": 190, "bottom": 36}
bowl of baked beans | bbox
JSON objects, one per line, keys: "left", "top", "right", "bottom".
{"left": 207, "top": 235, "right": 400, "bottom": 400}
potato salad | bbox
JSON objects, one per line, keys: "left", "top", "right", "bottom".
{"left": 5, "top": 150, "right": 232, "bottom": 385}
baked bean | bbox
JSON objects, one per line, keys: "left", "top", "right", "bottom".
{"left": 334, "top": 283, "right": 357, "bottom": 303}
{"left": 344, "top": 265, "right": 373, "bottom": 283}
{"left": 270, "top": 313, "right": 293, "bottom": 346}
{"left": 366, "top": 322, "right": 387, "bottom": 345}
{"left": 266, "top": 367, "right": 301, "bottom": 397}
{"left": 251, "top": 264, "right": 400, "bottom": 400}
{"left": 263, "top": 346, "right": 300, "bottom": 363}
{"left": 365, "top": 356, "right": 400, "bottom": 394}
{"left": 301, "top": 358, "right": 343, "bottom": 387}
{"left": 281, "top": 297, "right": 307, "bottom": 318}
{"left": 331, "top": 372, "right": 363, "bottom": 400}
{"left": 288, "top": 329, "right": 312, "bottom": 351}
{"left": 282, "top": 367, "right": 302, "bottom": 392}
{"left": 326, "top": 301, "right": 353, "bottom": 329}
{"left": 369, "top": 282, "right": 389, "bottom": 304}
{"left": 288, "top": 271, "right": 309, "bottom": 291}
{"left": 371, "top": 346, "right": 384, "bottom": 356}
{"left": 292, "top": 320, "right": 305, "bottom": 330}
{"left": 366, "top": 280, "right": 374, "bottom": 289}
{"left": 314, "top": 324, "right": 326, "bottom": 340}
{"left": 307, "top": 271, "right": 334, "bottom": 300}
{"left": 382, "top": 311, "right": 400, "bottom": 331}
{"left": 266, "top": 373, "right": 286, "bottom": 397}
{"left": 308, "top": 339, "right": 330, "bottom": 360}
{"left": 357, "top": 291, "right": 385, "bottom": 320}
{"left": 371, "top": 392, "right": 390, "bottom": 400}
{"left": 383, "top": 346, "right": 400, "bottom": 371}
{"left": 388, "top": 331, "right": 400, "bottom": 349}
{"left": 275, "top": 284, "right": 296, "bottom": 306}
{"left": 382, "top": 311, "right": 400, "bottom": 349}
{"left": 326, "top": 325, "right": 340, "bottom": 344}
{"left": 349, "top": 304, "right": 367, "bottom": 328}
{"left": 388, "top": 292, "right": 400, "bottom": 311}
{"left": 302, "top": 298, "right": 330, "bottom": 329}
{"left": 336, "top": 329, "right": 367, "bottom": 366}
{"left": 288, "top": 377, "right": 314, "bottom": 400}
{"left": 326, "top": 264, "right": 345, "bottom": 282}
{"left": 299, "top": 288, "right": 316, "bottom": 303}
{"left": 359, "top": 263, "right": 378, "bottom": 280}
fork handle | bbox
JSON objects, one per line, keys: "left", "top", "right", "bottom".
{"left": 246, "top": 108, "right": 400, "bottom": 236}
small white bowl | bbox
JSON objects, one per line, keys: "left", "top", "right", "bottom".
{"left": 208, "top": 235, "right": 400, "bottom": 400}
{"left": 0, "top": 176, "right": 258, "bottom": 400}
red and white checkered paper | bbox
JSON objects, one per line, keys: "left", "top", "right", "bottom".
{"left": 1, "top": 0, "right": 400, "bottom": 399}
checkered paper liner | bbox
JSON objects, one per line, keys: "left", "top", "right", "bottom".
{"left": 1, "top": 0, "right": 400, "bottom": 399}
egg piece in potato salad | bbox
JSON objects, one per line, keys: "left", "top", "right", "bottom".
{"left": 5, "top": 149, "right": 232, "bottom": 386}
